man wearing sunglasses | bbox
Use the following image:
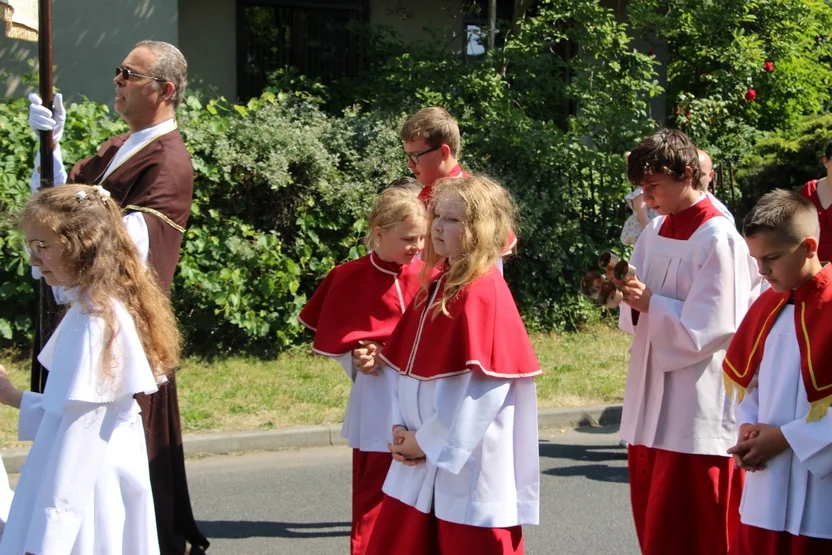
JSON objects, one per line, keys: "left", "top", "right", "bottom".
{"left": 26, "top": 40, "right": 209, "bottom": 555}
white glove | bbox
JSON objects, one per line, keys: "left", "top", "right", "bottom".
{"left": 28, "top": 92, "right": 65, "bottom": 144}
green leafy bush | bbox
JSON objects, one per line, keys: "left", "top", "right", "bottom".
{"left": 629, "top": 0, "right": 832, "bottom": 163}
{"left": 332, "top": 0, "right": 660, "bottom": 330}
{"left": 0, "top": 91, "right": 407, "bottom": 354}
{"left": 0, "top": 96, "right": 33, "bottom": 341}
{"left": 736, "top": 113, "right": 832, "bottom": 213}
{"left": 175, "top": 94, "right": 407, "bottom": 354}
{"left": 0, "top": 95, "right": 125, "bottom": 342}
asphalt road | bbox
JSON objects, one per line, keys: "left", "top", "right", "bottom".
{"left": 187, "top": 425, "right": 639, "bottom": 554}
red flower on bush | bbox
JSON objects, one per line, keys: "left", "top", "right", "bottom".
{"left": 745, "top": 89, "right": 757, "bottom": 101}
{"left": 647, "top": 50, "right": 655, "bottom": 57}
{"left": 763, "top": 61, "right": 774, "bottom": 72}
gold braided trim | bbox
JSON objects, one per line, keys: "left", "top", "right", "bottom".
{"left": 800, "top": 301, "right": 832, "bottom": 394}
{"left": 808, "top": 396, "right": 832, "bottom": 423}
{"left": 124, "top": 205, "right": 186, "bottom": 233}
{"left": 724, "top": 297, "right": 786, "bottom": 381}
{"left": 724, "top": 374, "right": 746, "bottom": 404}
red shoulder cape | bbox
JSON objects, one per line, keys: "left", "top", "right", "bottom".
{"left": 379, "top": 267, "right": 541, "bottom": 380}
{"left": 801, "top": 180, "right": 832, "bottom": 263}
{"left": 299, "top": 253, "right": 425, "bottom": 356}
{"left": 723, "top": 264, "right": 832, "bottom": 421}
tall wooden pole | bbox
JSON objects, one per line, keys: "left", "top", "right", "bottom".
{"left": 37, "top": 0, "right": 53, "bottom": 187}
{"left": 488, "top": 0, "right": 497, "bottom": 51}
{"left": 32, "top": 0, "right": 57, "bottom": 394}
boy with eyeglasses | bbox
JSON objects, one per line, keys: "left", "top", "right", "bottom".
{"left": 400, "top": 107, "right": 471, "bottom": 202}
{"left": 400, "top": 107, "right": 517, "bottom": 255}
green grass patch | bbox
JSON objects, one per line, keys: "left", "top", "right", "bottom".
{"left": 0, "top": 325, "right": 631, "bottom": 448}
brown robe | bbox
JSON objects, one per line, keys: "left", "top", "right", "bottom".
{"left": 31, "top": 128, "right": 209, "bottom": 554}
{"left": 69, "top": 130, "right": 193, "bottom": 292}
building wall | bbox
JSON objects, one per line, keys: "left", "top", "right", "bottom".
{"left": 1, "top": 0, "right": 466, "bottom": 103}
{"left": 370, "top": 0, "right": 465, "bottom": 46}
{"left": 176, "top": 0, "right": 466, "bottom": 103}
{"left": 0, "top": 0, "right": 178, "bottom": 103}
{"left": 178, "top": 0, "right": 236, "bottom": 100}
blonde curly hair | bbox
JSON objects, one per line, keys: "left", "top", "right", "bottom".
{"left": 420, "top": 175, "right": 517, "bottom": 316}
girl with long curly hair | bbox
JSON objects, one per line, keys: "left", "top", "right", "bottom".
{"left": 0, "top": 184, "right": 180, "bottom": 554}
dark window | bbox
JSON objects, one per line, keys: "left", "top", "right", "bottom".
{"left": 236, "top": 0, "right": 365, "bottom": 100}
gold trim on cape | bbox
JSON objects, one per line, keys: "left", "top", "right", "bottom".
{"left": 125, "top": 205, "right": 186, "bottom": 233}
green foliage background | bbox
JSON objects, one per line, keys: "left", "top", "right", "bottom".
{"left": 1, "top": 0, "right": 830, "bottom": 355}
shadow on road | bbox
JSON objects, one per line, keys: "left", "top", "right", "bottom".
{"left": 196, "top": 520, "right": 351, "bottom": 539}
{"left": 539, "top": 442, "right": 629, "bottom": 484}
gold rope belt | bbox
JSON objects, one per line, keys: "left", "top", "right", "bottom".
{"left": 124, "top": 205, "right": 186, "bottom": 233}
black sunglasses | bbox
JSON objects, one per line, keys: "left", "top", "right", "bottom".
{"left": 405, "top": 145, "right": 442, "bottom": 165}
{"left": 115, "top": 66, "right": 167, "bottom": 83}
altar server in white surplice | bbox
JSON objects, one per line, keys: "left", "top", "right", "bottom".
{"left": 366, "top": 175, "right": 541, "bottom": 555}
{"left": 0, "top": 184, "right": 181, "bottom": 555}
{"left": 724, "top": 189, "right": 832, "bottom": 555}
{"left": 616, "top": 129, "right": 762, "bottom": 555}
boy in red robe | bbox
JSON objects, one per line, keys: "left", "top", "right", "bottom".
{"left": 400, "top": 107, "right": 517, "bottom": 253}
{"left": 399, "top": 107, "right": 471, "bottom": 202}
{"left": 616, "top": 129, "right": 761, "bottom": 555}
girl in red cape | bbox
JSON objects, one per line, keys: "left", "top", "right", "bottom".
{"left": 366, "top": 175, "right": 542, "bottom": 555}
{"left": 298, "top": 186, "right": 427, "bottom": 555}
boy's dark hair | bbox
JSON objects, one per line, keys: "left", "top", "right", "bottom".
{"left": 627, "top": 128, "right": 703, "bottom": 190}
{"left": 742, "top": 189, "right": 819, "bottom": 244}
{"left": 386, "top": 176, "right": 421, "bottom": 193}
{"left": 825, "top": 141, "right": 832, "bottom": 160}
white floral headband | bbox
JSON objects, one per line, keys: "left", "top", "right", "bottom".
{"left": 75, "top": 185, "right": 112, "bottom": 203}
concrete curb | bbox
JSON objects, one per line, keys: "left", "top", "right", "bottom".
{"left": 1, "top": 405, "right": 622, "bottom": 474}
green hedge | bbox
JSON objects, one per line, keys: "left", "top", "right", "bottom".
{"left": 3, "top": 0, "right": 830, "bottom": 356}
{"left": 1, "top": 90, "right": 629, "bottom": 355}
{"left": 0, "top": 92, "right": 410, "bottom": 354}
{"left": 1, "top": 0, "right": 661, "bottom": 355}
{"left": 736, "top": 113, "right": 832, "bottom": 212}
